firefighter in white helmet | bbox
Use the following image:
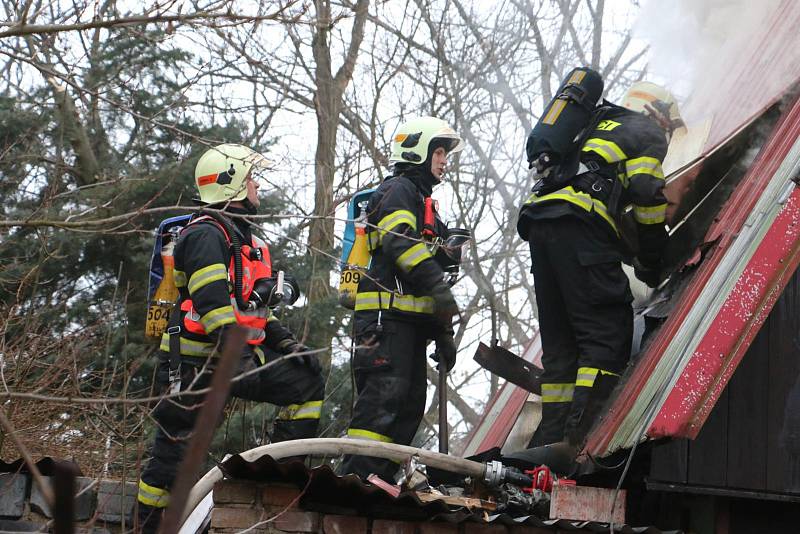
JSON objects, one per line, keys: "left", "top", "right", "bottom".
{"left": 136, "top": 143, "right": 325, "bottom": 533}
{"left": 512, "top": 76, "right": 683, "bottom": 469}
{"left": 338, "top": 116, "right": 465, "bottom": 481}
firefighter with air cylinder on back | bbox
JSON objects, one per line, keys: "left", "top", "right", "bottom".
{"left": 135, "top": 143, "right": 325, "bottom": 534}
{"left": 338, "top": 116, "right": 470, "bottom": 482}
{"left": 514, "top": 69, "right": 684, "bottom": 465}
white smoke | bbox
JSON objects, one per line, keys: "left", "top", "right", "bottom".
{"left": 634, "top": 0, "right": 798, "bottom": 137}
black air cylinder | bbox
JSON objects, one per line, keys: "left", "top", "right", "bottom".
{"left": 526, "top": 67, "right": 604, "bottom": 168}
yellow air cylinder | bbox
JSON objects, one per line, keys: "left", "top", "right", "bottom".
{"left": 339, "top": 223, "right": 370, "bottom": 309}
{"left": 145, "top": 240, "right": 179, "bottom": 339}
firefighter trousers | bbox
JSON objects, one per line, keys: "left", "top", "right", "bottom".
{"left": 136, "top": 347, "right": 325, "bottom": 534}
{"left": 339, "top": 318, "right": 430, "bottom": 482}
{"left": 526, "top": 216, "right": 632, "bottom": 448}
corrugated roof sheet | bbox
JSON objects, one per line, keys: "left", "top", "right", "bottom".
{"left": 585, "top": 82, "right": 800, "bottom": 456}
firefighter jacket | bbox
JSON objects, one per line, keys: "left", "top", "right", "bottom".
{"left": 158, "top": 209, "right": 300, "bottom": 362}
{"left": 518, "top": 103, "right": 669, "bottom": 267}
{"left": 354, "top": 170, "right": 449, "bottom": 323}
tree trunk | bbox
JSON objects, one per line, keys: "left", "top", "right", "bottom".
{"left": 304, "top": 0, "right": 369, "bottom": 357}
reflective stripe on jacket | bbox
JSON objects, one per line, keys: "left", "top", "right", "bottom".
{"left": 354, "top": 174, "right": 447, "bottom": 320}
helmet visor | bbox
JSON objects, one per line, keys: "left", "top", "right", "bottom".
{"left": 433, "top": 132, "right": 465, "bottom": 155}
{"left": 244, "top": 152, "right": 273, "bottom": 185}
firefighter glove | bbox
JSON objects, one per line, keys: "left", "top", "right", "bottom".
{"left": 431, "top": 332, "right": 457, "bottom": 373}
{"left": 431, "top": 283, "right": 458, "bottom": 324}
{"left": 281, "top": 341, "right": 322, "bottom": 375}
{"left": 633, "top": 258, "right": 661, "bottom": 288}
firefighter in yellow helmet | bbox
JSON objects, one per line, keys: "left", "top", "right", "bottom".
{"left": 512, "top": 77, "right": 682, "bottom": 467}
{"left": 135, "top": 144, "right": 325, "bottom": 533}
{"left": 338, "top": 116, "right": 464, "bottom": 481}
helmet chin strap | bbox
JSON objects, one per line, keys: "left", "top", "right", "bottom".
{"left": 242, "top": 198, "right": 258, "bottom": 215}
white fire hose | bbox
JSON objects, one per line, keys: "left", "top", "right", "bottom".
{"left": 181, "top": 438, "right": 492, "bottom": 525}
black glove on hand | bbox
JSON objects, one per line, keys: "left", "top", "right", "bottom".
{"left": 281, "top": 341, "right": 322, "bottom": 375}
{"left": 431, "top": 283, "right": 458, "bottom": 324}
{"left": 633, "top": 258, "right": 661, "bottom": 288}
{"left": 430, "top": 333, "right": 457, "bottom": 373}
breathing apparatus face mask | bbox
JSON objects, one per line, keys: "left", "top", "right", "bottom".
{"left": 249, "top": 272, "right": 301, "bottom": 308}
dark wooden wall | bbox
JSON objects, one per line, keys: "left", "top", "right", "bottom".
{"left": 650, "top": 266, "right": 800, "bottom": 494}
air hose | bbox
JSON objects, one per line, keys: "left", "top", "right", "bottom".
{"left": 180, "top": 438, "right": 530, "bottom": 524}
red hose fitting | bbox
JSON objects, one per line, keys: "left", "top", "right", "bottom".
{"left": 522, "top": 466, "right": 576, "bottom": 493}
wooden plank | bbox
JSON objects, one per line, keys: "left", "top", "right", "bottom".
{"left": 550, "top": 484, "right": 625, "bottom": 524}
{"left": 413, "top": 491, "right": 496, "bottom": 511}
{"left": 767, "top": 270, "right": 800, "bottom": 492}
{"left": 726, "top": 316, "right": 769, "bottom": 490}
{"left": 688, "top": 386, "right": 728, "bottom": 487}
{"left": 649, "top": 438, "right": 689, "bottom": 484}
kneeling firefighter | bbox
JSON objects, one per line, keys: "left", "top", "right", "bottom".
{"left": 514, "top": 70, "right": 684, "bottom": 465}
{"left": 338, "top": 116, "right": 465, "bottom": 481}
{"left": 136, "top": 144, "right": 325, "bottom": 534}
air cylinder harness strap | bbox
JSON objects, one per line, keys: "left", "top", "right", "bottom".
{"left": 167, "top": 210, "right": 248, "bottom": 393}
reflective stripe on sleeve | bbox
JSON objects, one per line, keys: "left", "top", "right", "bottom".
{"left": 581, "top": 138, "right": 627, "bottom": 163}
{"left": 633, "top": 204, "right": 667, "bottom": 225}
{"left": 200, "top": 305, "right": 237, "bottom": 333}
{"left": 368, "top": 209, "right": 418, "bottom": 250}
{"left": 396, "top": 242, "right": 433, "bottom": 273}
{"left": 277, "top": 400, "right": 323, "bottom": 421}
{"left": 378, "top": 210, "right": 417, "bottom": 233}
{"left": 138, "top": 479, "right": 170, "bottom": 508}
{"left": 625, "top": 156, "right": 664, "bottom": 179}
{"left": 187, "top": 263, "right": 228, "bottom": 295}
{"left": 575, "top": 367, "right": 620, "bottom": 388}
{"left": 540, "top": 383, "right": 575, "bottom": 403}
{"left": 347, "top": 428, "right": 394, "bottom": 443}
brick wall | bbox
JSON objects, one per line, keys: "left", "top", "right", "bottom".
{"left": 210, "top": 480, "right": 552, "bottom": 534}
{"left": 0, "top": 472, "right": 136, "bottom": 533}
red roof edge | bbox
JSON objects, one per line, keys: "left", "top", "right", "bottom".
{"left": 585, "top": 91, "right": 800, "bottom": 456}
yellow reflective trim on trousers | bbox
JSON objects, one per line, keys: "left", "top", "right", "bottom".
{"left": 278, "top": 400, "right": 323, "bottom": 421}
{"left": 541, "top": 383, "right": 575, "bottom": 403}
{"left": 347, "top": 428, "right": 394, "bottom": 443}
{"left": 174, "top": 270, "right": 187, "bottom": 288}
{"left": 187, "top": 263, "right": 228, "bottom": 295}
{"left": 581, "top": 138, "right": 627, "bottom": 163}
{"left": 138, "top": 479, "right": 170, "bottom": 508}
{"left": 354, "top": 291, "right": 435, "bottom": 314}
{"left": 200, "top": 305, "right": 236, "bottom": 333}
{"left": 159, "top": 334, "right": 216, "bottom": 357}
{"left": 633, "top": 204, "right": 667, "bottom": 225}
{"left": 625, "top": 156, "right": 664, "bottom": 179}
{"left": 396, "top": 242, "right": 432, "bottom": 273}
{"left": 527, "top": 186, "right": 618, "bottom": 233}
{"left": 575, "top": 367, "right": 619, "bottom": 388}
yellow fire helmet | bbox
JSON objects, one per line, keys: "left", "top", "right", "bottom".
{"left": 621, "top": 81, "right": 685, "bottom": 138}
{"left": 194, "top": 143, "right": 270, "bottom": 204}
{"left": 389, "top": 116, "right": 464, "bottom": 166}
